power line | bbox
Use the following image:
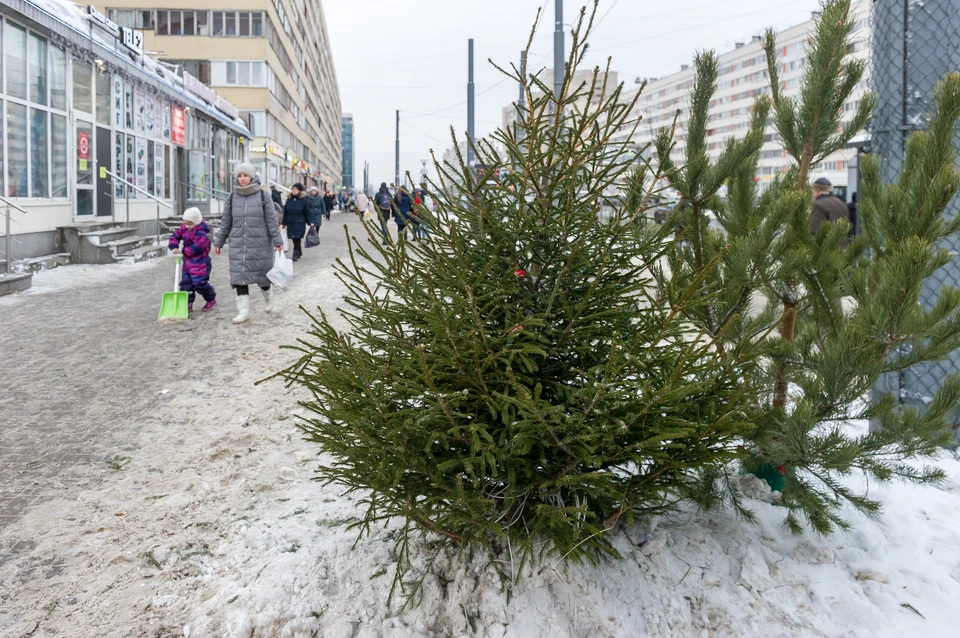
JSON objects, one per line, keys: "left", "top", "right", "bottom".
{"left": 399, "top": 119, "right": 450, "bottom": 146}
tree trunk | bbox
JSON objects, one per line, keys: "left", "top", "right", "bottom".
{"left": 773, "top": 299, "right": 798, "bottom": 410}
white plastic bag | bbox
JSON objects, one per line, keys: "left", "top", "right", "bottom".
{"left": 363, "top": 208, "right": 374, "bottom": 221}
{"left": 267, "top": 250, "right": 294, "bottom": 289}
{"left": 280, "top": 227, "right": 291, "bottom": 252}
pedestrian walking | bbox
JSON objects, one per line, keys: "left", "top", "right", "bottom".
{"left": 306, "top": 187, "right": 326, "bottom": 226}
{"left": 168, "top": 207, "right": 216, "bottom": 312}
{"left": 282, "top": 183, "right": 313, "bottom": 262}
{"left": 394, "top": 186, "right": 414, "bottom": 241}
{"left": 355, "top": 191, "right": 370, "bottom": 217}
{"left": 412, "top": 183, "right": 430, "bottom": 241}
{"left": 375, "top": 183, "right": 394, "bottom": 243}
{"left": 811, "top": 177, "right": 850, "bottom": 236}
{"left": 213, "top": 163, "right": 284, "bottom": 324}
{"left": 324, "top": 191, "right": 336, "bottom": 219}
{"left": 270, "top": 185, "right": 283, "bottom": 207}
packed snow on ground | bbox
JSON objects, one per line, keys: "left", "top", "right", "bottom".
{"left": 0, "top": 259, "right": 160, "bottom": 306}
{"left": 3, "top": 220, "right": 960, "bottom": 637}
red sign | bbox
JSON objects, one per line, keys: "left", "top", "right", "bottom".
{"left": 78, "top": 132, "right": 90, "bottom": 159}
{"left": 171, "top": 104, "right": 186, "bottom": 147}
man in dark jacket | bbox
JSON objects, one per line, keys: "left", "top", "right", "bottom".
{"left": 810, "top": 177, "right": 850, "bottom": 235}
{"left": 374, "top": 183, "right": 393, "bottom": 243}
{"left": 270, "top": 185, "right": 283, "bottom": 207}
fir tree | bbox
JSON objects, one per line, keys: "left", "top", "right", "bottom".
{"left": 275, "top": 3, "right": 754, "bottom": 593}
{"left": 648, "top": 0, "right": 960, "bottom": 533}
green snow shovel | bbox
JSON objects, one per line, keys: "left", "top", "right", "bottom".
{"left": 158, "top": 256, "right": 189, "bottom": 320}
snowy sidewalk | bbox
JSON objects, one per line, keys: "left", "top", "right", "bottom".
{"left": 2, "top": 212, "right": 960, "bottom": 637}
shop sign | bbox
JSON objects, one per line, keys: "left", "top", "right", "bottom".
{"left": 87, "top": 6, "right": 119, "bottom": 36}
{"left": 183, "top": 71, "right": 217, "bottom": 105}
{"left": 121, "top": 27, "right": 143, "bottom": 55}
{"left": 249, "top": 145, "right": 267, "bottom": 154}
{"left": 215, "top": 96, "right": 239, "bottom": 119}
{"left": 77, "top": 131, "right": 90, "bottom": 172}
{"left": 171, "top": 105, "right": 187, "bottom": 147}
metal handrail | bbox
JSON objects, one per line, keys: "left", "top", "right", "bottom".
{"left": 178, "top": 181, "right": 231, "bottom": 199}
{"left": 0, "top": 195, "right": 28, "bottom": 274}
{"left": 269, "top": 181, "right": 291, "bottom": 193}
{"left": 98, "top": 164, "right": 173, "bottom": 243}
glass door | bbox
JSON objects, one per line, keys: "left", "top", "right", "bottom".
{"left": 75, "top": 119, "right": 94, "bottom": 216}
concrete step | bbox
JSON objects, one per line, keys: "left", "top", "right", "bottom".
{"left": 14, "top": 253, "right": 71, "bottom": 274}
{"left": 115, "top": 243, "right": 167, "bottom": 264}
{"left": 63, "top": 220, "right": 122, "bottom": 233}
{"left": 0, "top": 273, "right": 32, "bottom": 297}
{"left": 106, "top": 235, "right": 150, "bottom": 255}
{"left": 79, "top": 227, "right": 138, "bottom": 246}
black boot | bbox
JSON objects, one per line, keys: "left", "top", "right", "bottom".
{"left": 293, "top": 249, "right": 302, "bottom": 261}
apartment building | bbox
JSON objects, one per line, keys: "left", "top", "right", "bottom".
{"left": 98, "top": 1, "right": 342, "bottom": 192}
{"left": 612, "top": 1, "right": 871, "bottom": 193}
{"left": 342, "top": 113, "right": 353, "bottom": 189}
{"left": 502, "top": 68, "right": 620, "bottom": 133}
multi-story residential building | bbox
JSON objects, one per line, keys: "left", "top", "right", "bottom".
{"left": 612, "top": 1, "right": 871, "bottom": 194}
{"left": 341, "top": 114, "right": 353, "bottom": 189}
{"left": 99, "top": 1, "right": 342, "bottom": 192}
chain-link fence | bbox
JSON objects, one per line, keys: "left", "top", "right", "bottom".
{"left": 870, "top": 0, "right": 960, "bottom": 428}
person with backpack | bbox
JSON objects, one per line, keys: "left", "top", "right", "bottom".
{"left": 375, "top": 183, "right": 394, "bottom": 243}
{"left": 213, "top": 163, "right": 284, "bottom": 324}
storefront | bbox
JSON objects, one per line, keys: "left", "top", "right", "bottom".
{"left": 0, "top": 0, "right": 251, "bottom": 260}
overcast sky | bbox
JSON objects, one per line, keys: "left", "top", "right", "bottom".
{"left": 324, "top": 0, "right": 827, "bottom": 190}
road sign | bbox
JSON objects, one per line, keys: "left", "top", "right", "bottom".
{"left": 78, "top": 132, "right": 90, "bottom": 159}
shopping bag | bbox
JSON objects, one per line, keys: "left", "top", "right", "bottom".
{"left": 305, "top": 225, "right": 320, "bottom": 247}
{"left": 267, "top": 250, "right": 294, "bottom": 289}
{"left": 363, "top": 207, "right": 374, "bottom": 221}
{"left": 280, "top": 228, "right": 291, "bottom": 252}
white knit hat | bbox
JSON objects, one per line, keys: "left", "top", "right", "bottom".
{"left": 182, "top": 207, "right": 203, "bottom": 225}
{"left": 236, "top": 162, "right": 258, "bottom": 179}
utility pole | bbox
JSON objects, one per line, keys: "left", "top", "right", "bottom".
{"left": 517, "top": 49, "right": 527, "bottom": 144}
{"left": 554, "top": 0, "right": 564, "bottom": 100}
{"left": 467, "top": 38, "right": 476, "bottom": 168}
{"left": 395, "top": 110, "right": 400, "bottom": 187}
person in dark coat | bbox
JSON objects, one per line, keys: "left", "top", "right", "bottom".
{"left": 811, "top": 177, "right": 850, "bottom": 235}
{"left": 394, "top": 186, "right": 414, "bottom": 241}
{"left": 214, "top": 163, "right": 284, "bottom": 324}
{"left": 282, "top": 183, "right": 312, "bottom": 261}
{"left": 270, "top": 185, "right": 283, "bottom": 207}
{"left": 374, "top": 182, "right": 394, "bottom": 243}
{"left": 323, "top": 191, "right": 336, "bottom": 219}
{"left": 306, "top": 187, "right": 326, "bottom": 229}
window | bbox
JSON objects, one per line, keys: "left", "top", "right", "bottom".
{"left": 197, "top": 11, "right": 209, "bottom": 36}
{"left": 7, "top": 103, "right": 27, "bottom": 196}
{"left": 184, "top": 12, "right": 194, "bottom": 36}
{"left": 109, "top": 9, "right": 134, "bottom": 28}
{"left": 30, "top": 108, "right": 48, "bottom": 197}
{"left": 96, "top": 70, "right": 111, "bottom": 126}
{"left": 169, "top": 11, "right": 181, "bottom": 36}
{"left": 237, "top": 61, "right": 250, "bottom": 85}
{"left": 213, "top": 12, "right": 223, "bottom": 36}
{"left": 124, "top": 81, "right": 133, "bottom": 129}
{"left": 5, "top": 22, "right": 27, "bottom": 100}
{"left": 147, "top": 140, "right": 155, "bottom": 196}
{"left": 28, "top": 33, "right": 46, "bottom": 105}
{"left": 239, "top": 12, "right": 250, "bottom": 36}
{"left": 72, "top": 60, "right": 93, "bottom": 113}
{"left": 156, "top": 11, "right": 168, "bottom": 35}
{"left": 226, "top": 61, "right": 235, "bottom": 84}
{"left": 50, "top": 46, "right": 66, "bottom": 110}
{"left": 225, "top": 12, "right": 236, "bottom": 36}
{"left": 252, "top": 12, "right": 262, "bottom": 36}
{"left": 51, "top": 114, "right": 67, "bottom": 197}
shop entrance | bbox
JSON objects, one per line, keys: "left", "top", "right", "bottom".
{"left": 74, "top": 119, "right": 95, "bottom": 218}
{"left": 96, "top": 126, "right": 113, "bottom": 217}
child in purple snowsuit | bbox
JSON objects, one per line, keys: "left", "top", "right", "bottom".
{"left": 169, "top": 207, "right": 216, "bottom": 312}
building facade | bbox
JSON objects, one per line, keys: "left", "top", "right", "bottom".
{"left": 0, "top": 0, "right": 250, "bottom": 263}
{"left": 611, "top": 1, "right": 871, "bottom": 193}
{"left": 341, "top": 113, "right": 353, "bottom": 189}
{"left": 98, "top": 0, "right": 342, "bottom": 191}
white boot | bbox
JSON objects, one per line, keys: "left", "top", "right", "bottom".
{"left": 262, "top": 288, "right": 274, "bottom": 313}
{"left": 232, "top": 294, "right": 250, "bottom": 324}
